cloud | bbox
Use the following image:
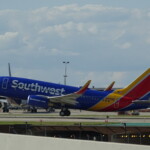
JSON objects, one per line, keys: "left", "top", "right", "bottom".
{"left": 0, "top": 4, "right": 150, "bottom": 86}
{"left": 69, "top": 70, "right": 129, "bottom": 87}
{"left": 131, "top": 9, "right": 144, "bottom": 19}
{"left": 39, "top": 22, "right": 99, "bottom": 38}
{"left": 0, "top": 32, "right": 18, "bottom": 41}
{"left": 0, "top": 32, "right": 20, "bottom": 51}
{"left": 115, "top": 42, "right": 132, "bottom": 49}
{"left": 36, "top": 47, "right": 79, "bottom": 56}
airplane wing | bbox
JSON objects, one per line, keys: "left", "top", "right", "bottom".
{"left": 27, "top": 80, "right": 91, "bottom": 107}
{"left": 42, "top": 80, "right": 91, "bottom": 105}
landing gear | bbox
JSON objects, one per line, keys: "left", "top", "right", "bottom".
{"left": 3, "top": 103, "right": 9, "bottom": 113}
{"left": 31, "top": 108, "right": 37, "bottom": 113}
{"left": 59, "top": 108, "right": 71, "bottom": 116}
{"left": 0, "top": 102, "right": 2, "bottom": 108}
{"left": 3, "top": 107, "right": 9, "bottom": 112}
{"left": 46, "top": 107, "right": 55, "bottom": 113}
{"left": 27, "top": 106, "right": 37, "bottom": 113}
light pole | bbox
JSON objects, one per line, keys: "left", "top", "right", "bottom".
{"left": 63, "top": 61, "right": 69, "bottom": 85}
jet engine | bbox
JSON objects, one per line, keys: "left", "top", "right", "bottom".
{"left": 27, "top": 95, "right": 49, "bottom": 109}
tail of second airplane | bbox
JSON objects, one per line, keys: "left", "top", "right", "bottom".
{"left": 104, "top": 81, "right": 115, "bottom": 91}
{"left": 115, "top": 68, "right": 150, "bottom": 100}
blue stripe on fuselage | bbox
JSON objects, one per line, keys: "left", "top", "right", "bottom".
{"left": 0, "top": 76, "right": 111, "bottom": 110}
{"left": 2, "top": 76, "right": 79, "bottom": 99}
{"left": 139, "top": 92, "right": 150, "bottom": 100}
{"left": 120, "top": 103, "right": 150, "bottom": 111}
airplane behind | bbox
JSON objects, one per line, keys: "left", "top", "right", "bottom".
{"left": 0, "top": 68, "right": 150, "bottom": 116}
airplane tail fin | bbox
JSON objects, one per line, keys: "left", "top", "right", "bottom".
{"left": 76, "top": 80, "right": 91, "bottom": 94}
{"left": 115, "top": 68, "right": 150, "bottom": 99}
{"left": 104, "top": 81, "right": 115, "bottom": 91}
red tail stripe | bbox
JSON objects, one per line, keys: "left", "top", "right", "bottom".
{"left": 102, "top": 75, "right": 150, "bottom": 111}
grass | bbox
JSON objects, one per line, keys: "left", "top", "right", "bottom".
{"left": 0, "top": 121, "right": 118, "bottom": 126}
{"left": 1, "top": 112, "right": 150, "bottom": 118}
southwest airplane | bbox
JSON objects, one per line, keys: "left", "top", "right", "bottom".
{"left": 0, "top": 68, "right": 150, "bottom": 116}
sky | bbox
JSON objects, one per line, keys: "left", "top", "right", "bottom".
{"left": 0, "top": 0, "right": 150, "bottom": 88}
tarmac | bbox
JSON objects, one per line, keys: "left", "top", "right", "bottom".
{"left": 0, "top": 109, "right": 150, "bottom": 123}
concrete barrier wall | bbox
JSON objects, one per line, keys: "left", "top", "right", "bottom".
{"left": 0, "top": 133, "right": 149, "bottom": 150}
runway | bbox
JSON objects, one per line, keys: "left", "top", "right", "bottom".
{"left": 0, "top": 109, "right": 150, "bottom": 123}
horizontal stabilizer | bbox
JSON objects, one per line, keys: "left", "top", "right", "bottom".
{"left": 132, "top": 100, "right": 150, "bottom": 104}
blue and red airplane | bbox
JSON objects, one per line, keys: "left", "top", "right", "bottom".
{"left": 0, "top": 68, "right": 150, "bottom": 116}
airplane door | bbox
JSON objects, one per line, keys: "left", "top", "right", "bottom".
{"left": 2, "top": 78, "right": 9, "bottom": 89}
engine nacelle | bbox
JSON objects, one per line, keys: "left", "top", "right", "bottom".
{"left": 27, "top": 95, "right": 49, "bottom": 109}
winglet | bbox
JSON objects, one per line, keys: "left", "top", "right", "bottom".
{"left": 104, "top": 81, "right": 115, "bottom": 91}
{"left": 76, "top": 80, "right": 91, "bottom": 94}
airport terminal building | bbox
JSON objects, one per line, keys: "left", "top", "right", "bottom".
{"left": 0, "top": 123, "right": 150, "bottom": 145}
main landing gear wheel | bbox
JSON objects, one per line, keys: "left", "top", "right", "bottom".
{"left": 3, "top": 103, "right": 9, "bottom": 113}
{"left": 46, "top": 107, "right": 55, "bottom": 113}
{"left": 31, "top": 107, "right": 37, "bottom": 113}
{"left": 59, "top": 109, "right": 71, "bottom": 116}
{"left": 27, "top": 107, "right": 37, "bottom": 113}
{"left": 3, "top": 107, "right": 9, "bottom": 112}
